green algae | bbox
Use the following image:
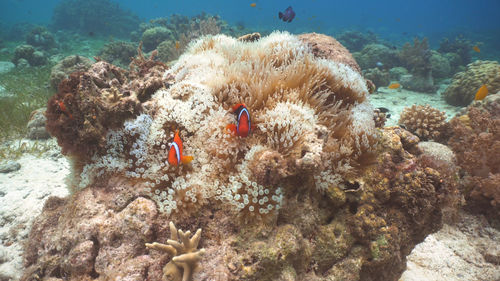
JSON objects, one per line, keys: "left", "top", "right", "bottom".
{"left": 0, "top": 64, "right": 54, "bottom": 140}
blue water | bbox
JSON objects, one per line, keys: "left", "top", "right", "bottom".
{"left": 2, "top": 0, "right": 499, "bottom": 35}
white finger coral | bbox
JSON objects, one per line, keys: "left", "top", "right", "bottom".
{"left": 146, "top": 222, "right": 205, "bottom": 281}
{"left": 76, "top": 31, "right": 378, "bottom": 218}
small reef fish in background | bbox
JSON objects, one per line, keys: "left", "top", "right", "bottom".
{"left": 250, "top": 3, "right": 256, "bottom": 7}
{"left": 226, "top": 103, "right": 253, "bottom": 137}
{"left": 279, "top": 6, "right": 296, "bottom": 23}
{"left": 474, "top": 84, "right": 488, "bottom": 100}
{"left": 168, "top": 130, "right": 194, "bottom": 165}
{"left": 388, "top": 82, "right": 401, "bottom": 89}
{"left": 175, "top": 41, "right": 180, "bottom": 50}
{"left": 473, "top": 45, "right": 481, "bottom": 53}
{"left": 376, "top": 61, "right": 384, "bottom": 68}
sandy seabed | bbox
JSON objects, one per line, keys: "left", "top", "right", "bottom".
{"left": 0, "top": 148, "right": 498, "bottom": 281}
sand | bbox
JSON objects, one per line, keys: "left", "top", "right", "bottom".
{"left": 0, "top": 148, "right": 69, "bottom": 280}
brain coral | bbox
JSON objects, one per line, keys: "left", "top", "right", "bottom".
{"left": 72, "top": 31, "right": 378, "bottom": 217}
{"left": 443, "top": 60, "right": 500, "bottom": 106}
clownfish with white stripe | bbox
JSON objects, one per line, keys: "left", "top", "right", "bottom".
{"left": 226, "top": 103, "right": 254, "bottom": 137}
{"left": 168, "top": 130, "right": 194, "bottom": 165}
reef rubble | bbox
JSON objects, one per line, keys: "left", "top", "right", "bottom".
{"left": 21, "top": 32, "right": 461, "bottom": 281}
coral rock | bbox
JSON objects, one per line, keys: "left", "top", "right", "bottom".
{"left": 443, "top": 60, "right": 500, "bottom": 106}
{"left": 23, "top": 33, "right": 459, "bottom": 281}
{"left": 298, "top": 32, "right": 362, "bottom": 74}
{"left": 27, "top": 108, "right": 51, "bottom": 140}
{"left": 49, "top": 55, "right": 93, "bottom": 89}
{"left": 448, "top": 92, "right": 500, "bottom": 217}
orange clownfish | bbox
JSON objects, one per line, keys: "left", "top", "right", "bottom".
{"left": 168, "top": 130, "right": 194, "bottom": 165}
{"left": 226, "top": 103, "right": 253, "bottom": 137}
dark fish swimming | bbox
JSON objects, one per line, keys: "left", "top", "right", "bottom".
{"left": 279, "top": 6, "right": 295, "bottom": 23}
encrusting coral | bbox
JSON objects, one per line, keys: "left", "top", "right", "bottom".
{"left": 398, "top": 104, "right": 449, "bottom": 142}
{"left": 448, "top": 92, "right": 500, "bottom": 217}
{"left": 443, "top": 60, "right": 500, "bottom": 106}
{"left": 51, "top": 31, "right": 378, "bottom": 217}
{"left": 146, "top": 222, "right": 205, "bottom": 281}
{"left": 23, "top": 32, "right": 459, "bottom": 281}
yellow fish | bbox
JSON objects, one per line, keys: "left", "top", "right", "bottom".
{"left": 250, "top": 3, "right": 256, "bottom": 7}
{"left": 388, "top": 83, "right": 401, "bottom": 89}
{"left": 473, "top": 45, "right": 480, "bottom": 53}
{"left": 474, "top": 84, "right": 488, "bottom": 100}
{"left": 175, "top": 41, "right": 180, "bottom": 50}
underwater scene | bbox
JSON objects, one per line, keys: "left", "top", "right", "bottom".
{"left": 0, "top": 0, "right": 499, "bottom": 280}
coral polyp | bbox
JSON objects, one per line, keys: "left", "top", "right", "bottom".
{"left": 49, "top": 32, "right": 377, "bottom": 218}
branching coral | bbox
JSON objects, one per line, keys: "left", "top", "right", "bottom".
{"left": 398, "top": 38, "right": 432, "bottom": 76}
{"left": 443, "top": 60, "right": 500, "bottom": 106}
{"left": 398, "top": 104, "right": 448, "bottom": 142}
{"left": 146, "top": 222, "right": 206, "bottom": 281}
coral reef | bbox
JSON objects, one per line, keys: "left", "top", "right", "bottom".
{"left": 155, "top": 14, "right": 224, "bottom": 63}
{"left": 97, "top": 41, "right": 137, "bottom": 68}
{"left": 12, "top": 45, "right": 47, "bottom": 66}
{"left": 27, "top": 108, "right": 51, "bottom": 140}
{"left": 26, "top": 26, "right": 57, "bottom": 51}
{"left": 443, "top": 60, "right": 500, "bottom": 106}
{"left": 429, "top": 50, "right": 451, "bottom": 79}
{"left": 363, "top": 68, "right": 390, "bottom": 89}
{"left": 448, "top": 92, "right": 500, "bottom": 217}
{"left": 49, "top": 55, "right": 93, "bottom": 89}
{"left": 146, "top": 222, "right": 205, "bottom": 281}
{"left": 398, "top": 104, "right": 449, "bottom": 142}
{"left": 373, "top": 108, "right": 388, "bottom": 128}
{"left": 23, "top": 33, "right": 459, "bottom": 281}
{"left": 438, "top": 36, "right": 473, "bottom": 67}
{"left": 142, "top": 27, "right": 174, "bottom": 52}
{"left": 337, "top": 30, "right": 378, "bottom": 52}
{"left": 353, "top": 44, "right": 399, "bottom": 70}
{"left": 388, "top": 67, "right": 408, "bottom": 81}
{"left": 45, "top": 47, "right": 167, "bottom": 162}
{"left": 398, "top": 38, "right": 436, "bottom": 92}
{"left": 52, "top": 0, "right": 140, "bottom": 37}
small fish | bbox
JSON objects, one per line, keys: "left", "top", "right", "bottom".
{"left": 250, "top": 3, "right": 256, "bottom": 7}
{"left": 226, "top": 103, "right": 253, "bottom": 137}
{"left": 168, "top": 130, "right": 194, "bottom": 166}
{"left": 56, "top": 100, "right": 73, "bottom": 119}
{"left": 474, "top": 84, "right": 488, "bottom": 100}
{"left": 376, "top": 61, "right": 384, "bottom": 68}
{"left": 278, "top": 6, "right": 295, "bottom": 23}
{"left": 175, "top": 41, "right": 180, "bottom": 50}
{"left": 473, "top": 45, "right": 480, "bottom": 53}
{"left": 388, "top": 83, "right": 401, "bottom": 89}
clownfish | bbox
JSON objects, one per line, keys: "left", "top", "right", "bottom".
{"left": 168, "top": 130, "right": 194, "bottom": 165}
{"left": 226, "top": 103, "right": 253, "bottom": 137}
